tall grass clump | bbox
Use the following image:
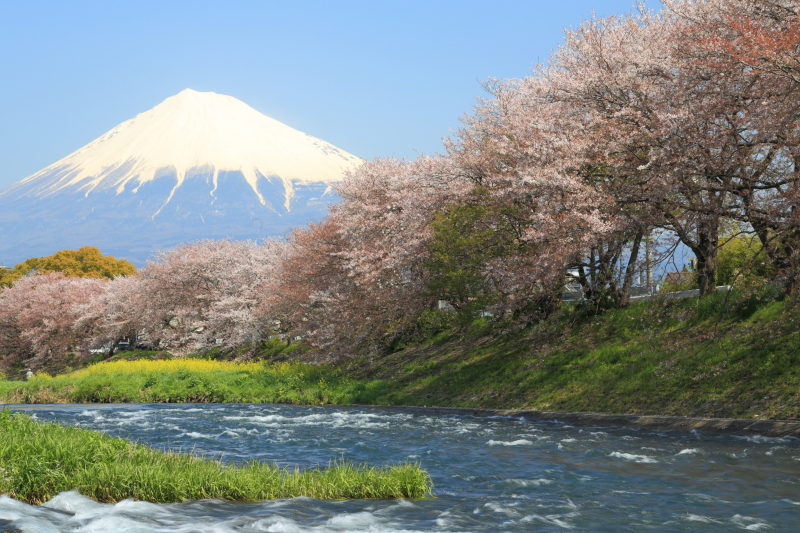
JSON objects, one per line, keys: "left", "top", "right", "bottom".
{"left": 0, "top": 410, "right": 433, "bottom": 504}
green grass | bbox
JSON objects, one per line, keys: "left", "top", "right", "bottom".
{"left": 0, "top": 359, "right": 391, "bottom": 405}
{"left": 2, "top": 287, "right": 798, "bottom": 420}
{"left": 344, "top": 288, "right": 800, "bottom": 420}
{"left": 0, "top": 410, "right": 433, "bottom": 504}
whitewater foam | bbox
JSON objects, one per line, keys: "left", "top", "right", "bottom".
{"left": 676, "top": 448, "right": 702, "bottom": 455}
{"left": 486, "top": 439, "right": 534, "bottom": 446}
{"left": 609, "top": 452, "right": 659, "bottom": 463}
{"left": 7, "top": 403, "right": 798, "bottom": 532}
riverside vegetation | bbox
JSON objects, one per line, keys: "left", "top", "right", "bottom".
{"left": 2, "top": 1, "right": 799, "bottom": 425}
{"left": 6, "top": 2, "right": 800, "bottom": 380}
{"left": 0, "top": 6, "right": 798, "bottom": 472}
{"left": 5, "top": 0, "right": 799, "bottom": 509}
{"left": 0, "top": 410, "right": 433, "bottom": 504}
{"left": 1, "top": 286, "right": 798, "bottom": 420}
{"left": 0, "top": 358, "right": 386, "bottom": 405}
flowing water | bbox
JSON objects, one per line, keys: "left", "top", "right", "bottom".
{"left": 1, "top": 403, "right": 798, "bottom": 532}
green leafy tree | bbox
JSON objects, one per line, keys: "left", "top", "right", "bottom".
{"left": 426, "top": 203, "right": 495, "bottom": 320}
{"left": 716, "top": 235, "right": 773, "bottom": 287}
{"left": 424, "top": 190, "right": 531, "bottom": 326}
{"left": 0, "top": 247, "right": 135, "bottom": 287}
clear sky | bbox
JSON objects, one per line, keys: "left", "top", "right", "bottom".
{"left": 0, "top": 0, "right": 657, "bottom": 191}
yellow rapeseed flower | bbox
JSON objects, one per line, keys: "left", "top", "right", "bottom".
{"left": 66, "top": 359, "right": 314, "bottom": 379}
{"left": 69, "top": 359, "right": 262, "bottom": 378}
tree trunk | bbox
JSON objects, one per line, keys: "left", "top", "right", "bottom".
{"left": 695, "top": 217, "right": 719, "bottom": 296}
{"left": 578, "top": 264, "right": 593, "bottom": 301}
{"left": 645, "top": 232, "right": 653, "bottom": 295}
{"left": 617, "top": 232, "right": 644, "bottom": 307}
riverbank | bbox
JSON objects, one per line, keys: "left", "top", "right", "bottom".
{"left": 1, "top": 289, "right": 797, "bottom": 423}
{"left": 343, "top": 288, "right": 800, "bottom": 421}
{"left": 0, "top": 359, "right": 375, "bottom": 405}
{"left": 0, "top": 410, "right": 432, "bottom": 504}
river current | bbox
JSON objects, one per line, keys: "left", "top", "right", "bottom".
{"left": 0, "top": 403, "right": 798, "bottom": 532}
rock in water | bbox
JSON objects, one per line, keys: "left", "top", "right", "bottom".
{"left": 0, "top": 89, "right": 361, "bottom": 265}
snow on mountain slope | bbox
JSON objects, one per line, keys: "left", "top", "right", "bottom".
{"left": 4, "top": 89, "right": 361, "bottom": 211}
{"left": 0, "top": 89, "right": 362, "bottom": 266}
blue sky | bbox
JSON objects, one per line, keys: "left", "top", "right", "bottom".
{"left": 0, "top": 0, "right": 656, "bottom": 190}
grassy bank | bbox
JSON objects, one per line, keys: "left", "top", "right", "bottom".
{"left": 345, "top": 288, "right": 800, "bottom": 420}
{"left": 0, "top": 359, "right": 389, "bottom": 405}
{"left": 0, "top": 410, "right": 432, "bottom": 504}
{"left": 1, "top": 288, "right": 798, "bottom": 420}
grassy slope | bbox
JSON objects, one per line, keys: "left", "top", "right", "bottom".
{"left": 344, "top": 289, "right": 800, "bottom": 420}
{"left": 1, "top": 289, "right": 798, "bottom": 420}
{"left": 0, "top": 410, "right": 432, "bottom": 504}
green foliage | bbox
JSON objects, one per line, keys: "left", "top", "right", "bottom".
{"left": 0, "top": 359, "right": 392, "bottom": 406}
{"left": 0, "top": 246, "right": 135, "bottom": 287}
{"left": 0, "top": 266, "right": 21, "bottom": 287}
{"left": 716, "top": 235, "right": 773, "bottom": 286}
{"left": 342, "top": 288, "right": 800, "bottom": 420}
{"left": 256, "top": 338, "right": 310, "bottom": 358}
{"left": 425, "top": 202, "right": 497, "bottom": 324}
{"left": 424, "top": 189, "right": 530, "bottom": 326}
{"left": 660, "top": 271, "right": 697, "bottom": 293}
{"left": 0, "top": 410, "right": 432, "bottom": 504}
{"left": 387, "top": 309, "right": 454, "bottom": 351}
{"left": 187, "top": 339, "right": 308, "bottom": 362}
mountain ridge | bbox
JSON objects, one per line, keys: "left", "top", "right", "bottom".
{"left": 0, "top": 89, "right": 361, "bottom": 266}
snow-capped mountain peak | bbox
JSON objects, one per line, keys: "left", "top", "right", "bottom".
{"left": 7, "top": 89, "right": 361, "bottom": 212}
{"left": 0, "top": 90, "right": 362, "bottom": 265}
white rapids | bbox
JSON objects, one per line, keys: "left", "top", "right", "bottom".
{"left": 2, "top": 404, "right": 799, "bottom": 532}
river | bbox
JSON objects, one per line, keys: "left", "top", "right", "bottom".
{"left": 1, "top": 403, "right": 798, "bottom": 532}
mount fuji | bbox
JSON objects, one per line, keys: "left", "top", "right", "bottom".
{"left": 0, "top": 89, "right": 362, "bottom": 266}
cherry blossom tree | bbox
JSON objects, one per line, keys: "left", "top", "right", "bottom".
{"left": 662, "top": 0, "right": 800, "bottom": 288}
{"left": 111, "top": 239, "right": 283, "bottom": 353}
{"left": 73, "top": 274, "right": 151, "bottom": 356}
{"left": 444, "top": 71, "right": 622, "bottom": 312}
{"left": 0, "top": 273, "right": 107, "bottom": 372}
{"left": 544, "top": 0, "right": 800, "bottom": 294}
{"left": 271, "top": 156, "right": 465, "bottom": 354}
